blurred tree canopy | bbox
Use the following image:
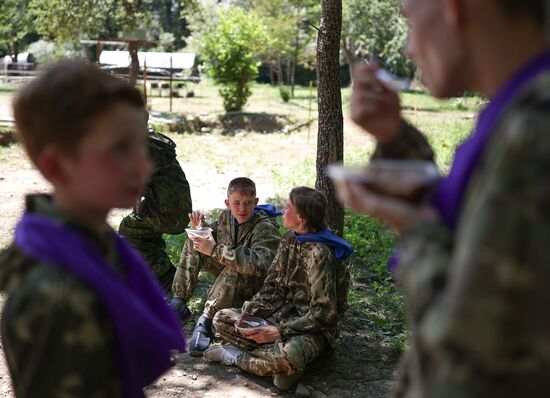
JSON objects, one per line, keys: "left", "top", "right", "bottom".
{"left": 0, "top": 0, "right": 36, "bottom": 60}
{"left": 1, "top": 0, "right": 412, "bottom": 82}
{"left": 29, "top": 0, "right": 150, "bottom": 43}
{"left": 342, "top": 0, "right": 412, "bottom": 77}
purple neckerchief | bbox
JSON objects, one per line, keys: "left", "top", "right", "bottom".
{"left": 14, "top": 214, "right": 185, "bottom": 398}
{"left": 389, "top": 50, "right": 550, "bottom": 274}
{"left": 432, "top": 50, "right": 550, "bottom": 228}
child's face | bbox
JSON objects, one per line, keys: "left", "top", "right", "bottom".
{"left": 225, "top": 191, "right": 258, "bottom": 224}
{"left": 282, "top": 199, "right": 304, "bottom": 232}
{"left": 56, "top": 103, "right": 152, "bottom": 213}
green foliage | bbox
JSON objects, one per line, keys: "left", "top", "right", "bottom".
{"left": 26, "top": 40, "right": 84, "bottom": 66}
{"left": 343, "top": 211, "right": 408, "bottom": 352}
{"left": 202, "top": 8, "right": 269, "bottom": 112}
{"left": 343, "top": 0, "right": 413, "bottom": 77}
{"left": 28, "top": 0, "right": 146, "bottom": 43}
{"left": 279, "top": 86, "right": 291, "bottom": 102}
{"left": 0, "top": 0, "right": 35, "bottom": 57}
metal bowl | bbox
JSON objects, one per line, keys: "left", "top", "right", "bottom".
{"left": 234, "top": 317, "right": 267, "bottom": 333}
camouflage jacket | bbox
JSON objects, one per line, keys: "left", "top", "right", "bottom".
{"left": 207, "top": 208, "right": 281, "bottom": 278}
{"left": 0, "top": 195, "right": 122, "bottom": 397}
{"left": 379, "top": 75, "right": 550, "bottom": 397}
{"left": 135, "top": 129, "right": 192, "bottom": 234}
{"left": 242, "top": 231, "right": 338, "bottom": 344}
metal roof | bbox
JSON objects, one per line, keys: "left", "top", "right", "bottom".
{"left": 99, "top": 51, "right": 196, "bottom": 70}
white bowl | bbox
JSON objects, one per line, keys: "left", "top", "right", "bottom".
{"left": 185, "top": 227, "right": 213, "bottom": 238}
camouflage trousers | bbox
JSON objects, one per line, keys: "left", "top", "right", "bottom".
{"left": 119, "top": 214, "right": 175, "bottom": 294}
{"left": 172, "top": 239, "right": 264, "bottom": 319}
{"left": 213, "top": 308, "right": 327, "bottom": 377}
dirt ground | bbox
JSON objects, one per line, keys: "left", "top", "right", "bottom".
{"left": 0, "top": 155, "right": 398, "bottom": 397}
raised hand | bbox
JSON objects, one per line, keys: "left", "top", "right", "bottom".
{"left": 188, "top": 211, "right": 204, "bottom": 229}
{"left": 350, "top": 62, "right": 403, "bottom": 143}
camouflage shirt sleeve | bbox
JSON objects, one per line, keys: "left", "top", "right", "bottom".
{"left": 278, "top": 246, "right": 338, "bottom": 338}
{"left": 1, "top": 264, "right": 121, "bottom": 398}
{"left": 211, "top": 221, "right": 281, "bottom": 277}
{"left": 372, "top": 119, "right": 435, "bottom": 161}
{"left": 242, "top": 244, "right": 286, "bottom": 317}
{"left": 397, "top": 105, "right": 550, "bottom": 396}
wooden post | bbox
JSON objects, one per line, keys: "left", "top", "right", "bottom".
{"left": 143, "top": 59, "right": 148, "bottom": 108}
{"left": 96, "top": 39, "right": 101, "bottom": 64}
{"left": 169, "top": 56, "right": 173, "bottom": 112}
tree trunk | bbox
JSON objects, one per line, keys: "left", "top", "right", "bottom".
{"left": 128, "top": 41, "right": 140, "bottom": 86}
{"left": 277, "top": 56, "right": 284, "bottom": 86}
{"left": 269, "top": 62, "right": 275, "bottom": 85}
{"left": 315, "top": 0, "right": 344, "bottom": 236}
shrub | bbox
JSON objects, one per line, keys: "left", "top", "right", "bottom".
{"left": 279, "top": 86, "right": 291, "bottom": 102}
{"left": 202, "top": 9, "right": 268, "bottom": 112}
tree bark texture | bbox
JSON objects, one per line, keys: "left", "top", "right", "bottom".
{"left": 128, "top": 41, "right": 140, "bottom": 86}
{"left": 315, "top": 0, "right": 344, "bottom": 236}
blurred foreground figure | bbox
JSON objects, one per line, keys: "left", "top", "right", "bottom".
{"left": 342, "top": 1, "right": 550, "bottom": 397}
{"left": 0, "top": 62, "right": 185, "bottom": 398}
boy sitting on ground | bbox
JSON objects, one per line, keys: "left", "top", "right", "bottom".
{"left": 0, "top": 61, "right": 185, "bottom": 398}
{"left": 203, "top": 187, "right": 353, "bottom": 390}
{"left": 170, "top": 177, "right": 281, "bottom": 356}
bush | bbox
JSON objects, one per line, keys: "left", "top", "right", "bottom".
{"left": 26, "top": 40, "right": 56, "bottom": 65}
{"left": 202, "top": 9, "right": 269, "bottom": 112}
{"left": 279, "top": 86, "right": 291, "bottom": 102}
{"left": 26, "top": 40, "right": 83, "bottom": 66}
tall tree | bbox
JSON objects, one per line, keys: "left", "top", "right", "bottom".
{"left": 315, "top": 0, "right": 344, "bottom": 236}
{"left": 0, "top": 0, "right": 35, "bottom": 61}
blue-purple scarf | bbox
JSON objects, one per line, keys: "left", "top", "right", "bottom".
{"left": 390, "top": 50, "right": 550, "bottom": 274}
{"left": 295, "top": 229, "right": 353, "bottom": 261}
{"left": 14, "top": 213, "right": 185, "bottom": 398}
{"left": 432, "top": 50, "right": 550, "bottom": 227}
{"left": 233, "top": 204, "right": 282, "bottom": 226}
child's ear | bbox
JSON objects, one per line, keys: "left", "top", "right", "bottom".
{"left": 254, "top": 197, "right": 259, "bottom": 206}
{"left": 224, "top": 198, "right": 230, "bottom": 208}
{"left": 37, "top": 146, "right": 67, "bottom": 184}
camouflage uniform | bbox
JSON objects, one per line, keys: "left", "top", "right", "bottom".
{"left": 377, "top": 76, "right": 550, "bottom": 397}
{"left": 119, "top": 128, "right": 192, "bottom": 293}
{"left": 0, "top": 195, "right": 122, "bottom": 397}
{"left": 212, "top": 231, "right": 339, "bottom": 377}
{"left": 172, "top": 208, "right": 281, "bottom": 318}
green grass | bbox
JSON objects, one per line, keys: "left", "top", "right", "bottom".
{"left": 343, "top": 212, "right": 408, "bottom": 351}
